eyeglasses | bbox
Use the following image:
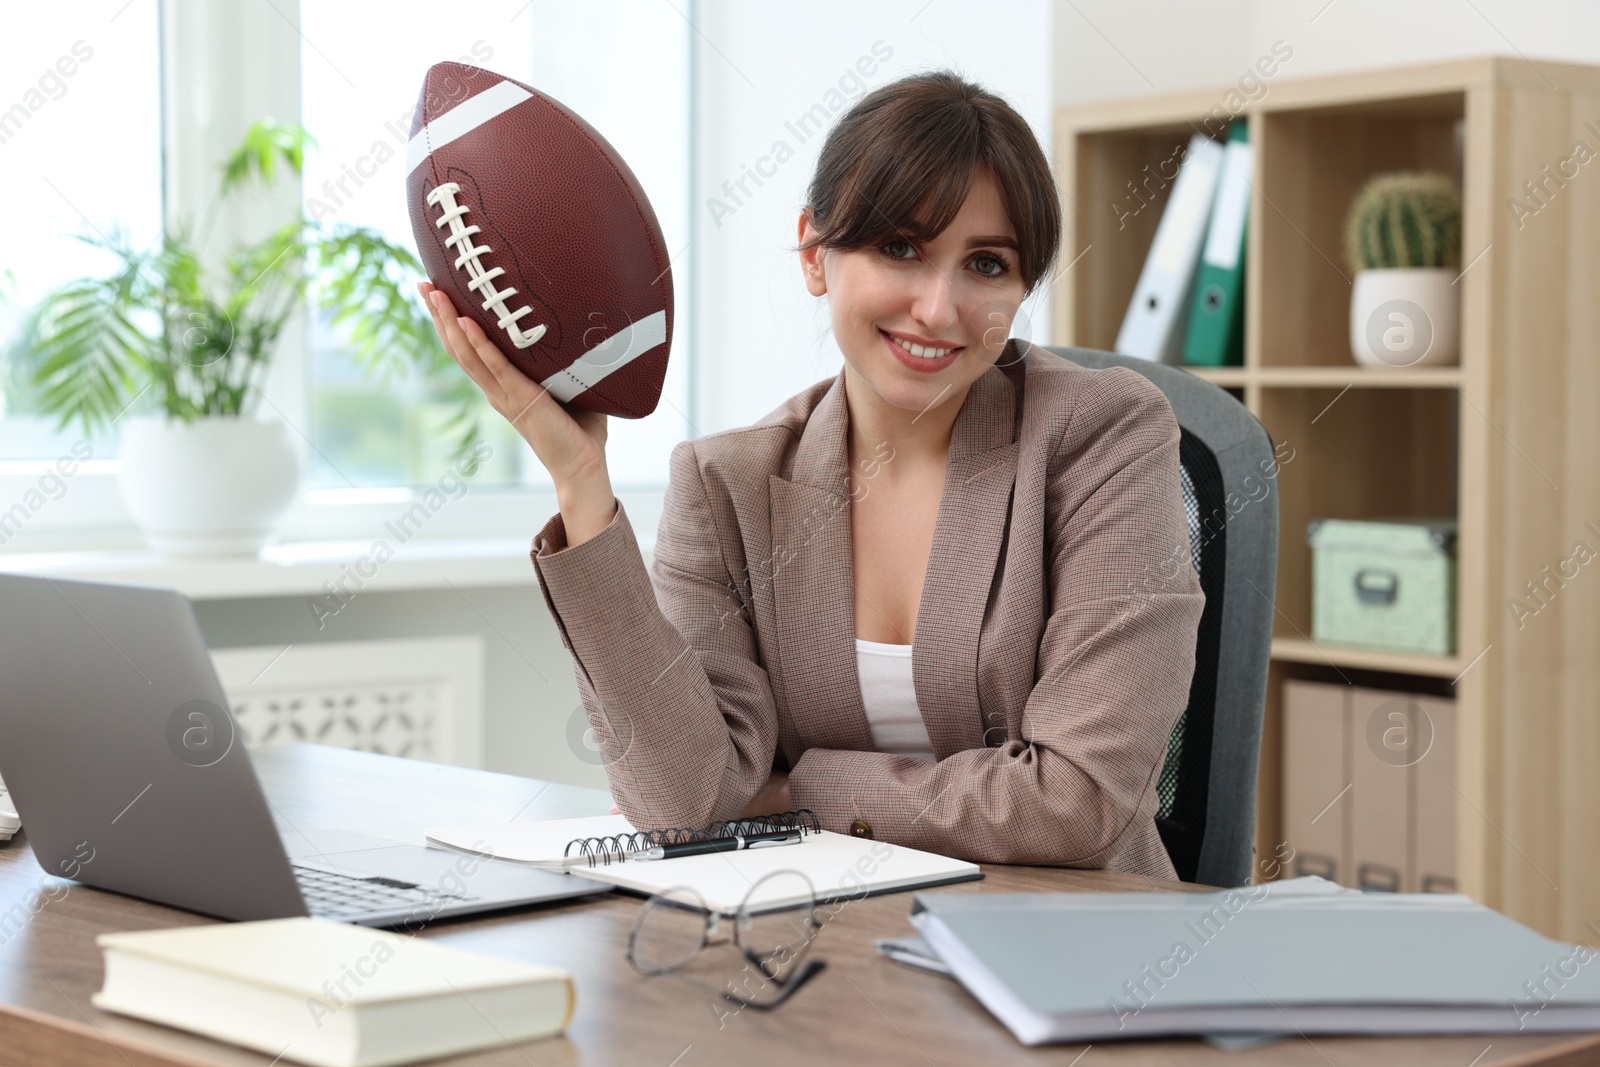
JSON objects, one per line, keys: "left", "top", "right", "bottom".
{"left": 625, "top": 868, "right": 827, "bottom": 1010}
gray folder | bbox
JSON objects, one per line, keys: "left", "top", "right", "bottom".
{"left": 908, "top": 878, "right": 1600, "bottom": 1044}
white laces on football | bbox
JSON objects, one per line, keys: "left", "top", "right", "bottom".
{"left": 425, "top": 182, "right": 547, "bottom": 349}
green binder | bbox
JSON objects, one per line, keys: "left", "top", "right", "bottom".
{"left": 1182, "top": 122, "right": 1250, "bottom": 367}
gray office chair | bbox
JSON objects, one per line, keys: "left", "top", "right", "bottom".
{"left": 1045, "top": 345, "right": 1278, "bottom": 888}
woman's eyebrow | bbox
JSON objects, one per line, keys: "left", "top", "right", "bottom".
{"left": 965, "top": 235, "right": 1019, "bottom": 251}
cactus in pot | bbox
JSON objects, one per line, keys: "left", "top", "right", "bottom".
{"left": 1344, "top": 172, "right": 1462, "bottom": 272}
{"left": 1344, "top": 171, "right": 1463, "bottom": 368}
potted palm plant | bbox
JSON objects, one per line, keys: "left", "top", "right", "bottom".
{"left": 8, "top": 119, "right": 478, "bottom": 556}
{"left": 1344, "top": 171, "right": 1463, "bottom": 368}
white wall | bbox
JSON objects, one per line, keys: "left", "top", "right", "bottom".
{"left": 203, "top": 0, "right": 1600, "bottom": 794}
{"left": 690, "top": 0, "right": 1054, "bottom": 436}
{"left": 1053, "top": 0, "right": 1600, "bottom": 106}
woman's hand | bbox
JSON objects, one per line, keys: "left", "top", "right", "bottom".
{"left": 738, "top": 771, "right": 791, "bottom": 819}
{"left": 420, "top": 281, "right": 617, "bottom": 544}
{"left": 608, "top": 771, "right": 791, "bottom": 821}
{"left": 604, "top": 771, "right": 787, "bottom": 825}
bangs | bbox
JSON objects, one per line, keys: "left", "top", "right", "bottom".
{"left": 799, "top": 71, "right": 1060, "bottom": 295}
{"left": 820, "top": 101, "right": 987, "bottom": 250}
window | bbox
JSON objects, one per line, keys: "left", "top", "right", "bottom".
{"left": 0, "top": 2, "right": 162, "bottom": 462}
{"left": 0, "top": 2, "right": 689, "bottom": 548}
{"left": 297, "top": 0, "right": 690, "bottom": 492}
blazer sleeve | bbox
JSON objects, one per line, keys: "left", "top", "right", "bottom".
{"left": 530, "top": 440, "right": 778, "bottom": 831}
{"left": 786, "top": 369, "right": 1205, "bottom": 869}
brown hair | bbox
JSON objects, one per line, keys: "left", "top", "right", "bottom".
{"left": 797, "top": 70, "right": 1060, "bottom": 297}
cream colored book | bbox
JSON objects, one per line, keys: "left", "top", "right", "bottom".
{"left": 93, "top": 917, "right": 573, "bottom": 1067}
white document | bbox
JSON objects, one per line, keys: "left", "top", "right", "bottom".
{"left": 426, "top": 817, "right": 982, "bottom": 915}
{"left": 426, "top": 814, "right": 640, "bottom": 872}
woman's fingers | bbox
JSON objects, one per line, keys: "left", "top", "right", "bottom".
{"left": 419, "top": 281, "right": 452, "bottom": 344}
{"left": 418, "top": 278, "right": 606, "bottom": 485}
{"left": 428, "top": 291, "right": 506, "bottom": 407}
{"left": 422, "top": 284, "right": 470, "bottom": 367}
{"left": 427, "top": 288, "right": 542, "bottom": 424}
{"left": 418, "top": 281, "right": 445, "bottom": 341}
{"left": 453, "top": 315, "right": 558, "bottom": 432}
{"left": 422, "top": 284, "right": 547, "bottom": 423}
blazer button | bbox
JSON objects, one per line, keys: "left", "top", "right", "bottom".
{"left": 849, "top": 819, "right": 874, "bottom": 840}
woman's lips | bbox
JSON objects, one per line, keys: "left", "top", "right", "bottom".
{"left": 881, "top": 329, "right": 961, "bottom": 373}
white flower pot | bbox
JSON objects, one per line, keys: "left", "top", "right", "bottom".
{"left": 1349, "top": 267, "right": 1460, "bottom": 368}
{"left": 119, "top": 417, "right": 300, "bottom": 557}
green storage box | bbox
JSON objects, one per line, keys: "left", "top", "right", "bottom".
{"left": 1307, "top": 518, "right": 1457, "bottom": 656}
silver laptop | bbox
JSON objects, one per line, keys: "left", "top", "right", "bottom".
{"left": 0, "top": 572, "right": 611, "bottom": 928}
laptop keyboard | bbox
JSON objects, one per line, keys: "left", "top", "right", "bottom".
{"left": 0, "top": 774, "right": 18, "bottom": 841}
{"left": 292, "top": 863, "right": 478, "bottom": 919}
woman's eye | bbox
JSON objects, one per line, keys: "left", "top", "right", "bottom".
{"left": 974, "top": 254, "right": 1012, "bottom": 277}
{"left": 880, "top": 241, "right": 1012, "bottom": 277}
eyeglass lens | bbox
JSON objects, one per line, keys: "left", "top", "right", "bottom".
{"left": 630, "top": 885, "right": 713, "bottom": 974}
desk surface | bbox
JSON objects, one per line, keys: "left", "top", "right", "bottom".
{"left": 0, "top": 744, "right": 1595, "bottom": 1067}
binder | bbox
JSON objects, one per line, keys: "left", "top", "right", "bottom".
{"left": 1351, "top": 687, "right": 1410, "bottom": 892}
{"left": 1282, "top": 682, "right": 1459, "bottom": 894}
{"left": 1114, "top": 133, "right": 1225, "bottom": 363}
{"left": 1281, "top": 680, "right": 1349, "bottom": 884}
{"left": 1182, "top": 121, "right": 1251, "bottom": 367}
{"left": 1411, "top": 694, "right": 1457, "bottom": 892}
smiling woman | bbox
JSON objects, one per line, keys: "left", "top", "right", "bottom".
{"left": 430, "top": 69, "right": 1205, "bottom": 879}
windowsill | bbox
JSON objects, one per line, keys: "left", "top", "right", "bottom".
{"left": 0, "top": 534, "right": 660, "bottom": 601}
{"left": 0, "top": 481, "right": 666, "bottom": 598}
{"left": 0, "top": 537, "right": 536, "bottom": 601}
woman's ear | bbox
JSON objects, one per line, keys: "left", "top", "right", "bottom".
{"left": 798, "top": 209, "right": 827, "bottom": 297}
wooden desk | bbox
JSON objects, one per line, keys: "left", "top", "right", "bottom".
{"left": 1, "top": 744, "right": 1596, "bottom": 1066}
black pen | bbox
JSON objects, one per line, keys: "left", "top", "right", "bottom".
{"left": 630, "top": 831, "right": 804, "bottom": 862}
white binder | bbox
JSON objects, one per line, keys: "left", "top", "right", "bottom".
{"left": 1114, "top": 133, "right": 1226, "bottom": 363}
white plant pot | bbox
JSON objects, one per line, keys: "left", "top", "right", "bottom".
{"left": 119, "top": 417, "right": 300, "bottom": 557}
{"left": 1349, "top": 267, "right": 1460, "bottom": 368}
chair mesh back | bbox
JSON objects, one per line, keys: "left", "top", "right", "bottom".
{"left": 1155, "top": 428, "right": 1227, "bottom": 882}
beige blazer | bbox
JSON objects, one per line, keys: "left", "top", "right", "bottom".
{"left": 530, "top": 340, "right": 1204, "bottom": 880}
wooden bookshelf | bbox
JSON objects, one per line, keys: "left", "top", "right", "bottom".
{"left": 1188, "top": 366, "right": 1465, "bottom": 388}
{"left": 1269, "top": 637, "right": 1464, "bottom": 680}
{"left": 1053, "top": 56, "right": 1600, "bottom": 942}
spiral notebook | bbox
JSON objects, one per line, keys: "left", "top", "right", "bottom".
{"left": 424, "top": 810, "right": 982, "bottom": 915}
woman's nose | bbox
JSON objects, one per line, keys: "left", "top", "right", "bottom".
{"left": 910, "top": 266, "right": 960, "bottom": 333}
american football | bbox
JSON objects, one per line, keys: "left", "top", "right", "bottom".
{"left": 406, "top": 61, "right": 673, "bottom": 419}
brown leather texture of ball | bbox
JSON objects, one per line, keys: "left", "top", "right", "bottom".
{"left": 407, "top": 61, "right": 673, "bottom": 419}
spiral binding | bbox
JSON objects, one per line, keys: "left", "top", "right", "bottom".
{"left": 563, "top": 808, "right": 821, "bottom": 868}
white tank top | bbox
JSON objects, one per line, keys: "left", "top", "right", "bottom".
{"left": 854, "top": 638, "right": 937, "bottom": 762}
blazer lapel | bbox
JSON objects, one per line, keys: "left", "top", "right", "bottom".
{"left": 914, "top": 364, "right": 1020, "bottom": 760}
{"left": 769, "top": 375, "right": 875, "bottom": 758}
{"left": 768, "top": 358, "right": 1022, "bottom": 763}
